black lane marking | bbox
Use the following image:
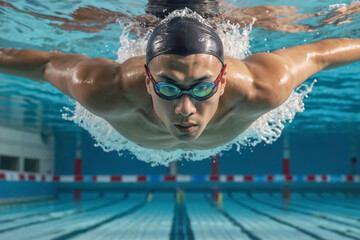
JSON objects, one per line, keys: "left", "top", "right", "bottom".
{"left": 0, "top": 197, "right": 88, "bottom": 211}
{"left": 302, "top": 194, "right": 360, "bottom": 211}
{"left": 247, "top": 194, "right": 360, "bottom": 236}
{"left": 0, "top": 198, "right": 56, "bottom": 208}
{"left": 0, "top": 198, "right": 99, "bottom": 224}
{"left": 318, "top": 225, "right": 360, "bottom": 240}
{"left": 230, "top": 193, "right": 326, "bottom": 240}
{"left": 170, "top": 202, "right": 195, "bottom": 240}
{"left": 0, "top": 199, "right": 63, "bottom": 218}
{"left": 0, "top": 213, "right": 36, "bottom": 224}
{"left": 319, "top": 193, "right": 360, "bottom": 205}
{"left": 51, "top": 200, "right": 147, "bottom": 240}
{"left": 0, "top": 199, "right": 124, "bottom": 234}
{"left": 303, "top": 193, "right": 360, "bottom": 209}
{"left": 270, "top": 194, "right": 360, "bottom": 222}
{"left": 204, "top": 193, "right": 262, "bottom": 240}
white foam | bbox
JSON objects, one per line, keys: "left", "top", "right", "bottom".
{"left": 328, "top": 4, "right": 347, "bottom": 10}
{"left": 160, "top": 8, "right": 212, "bottom": 27}
{"left": 63, "top": 9, "right": 315, "bottom": 166}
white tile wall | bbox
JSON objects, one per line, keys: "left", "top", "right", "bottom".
{"left": 0, "top": 125, "right": 54, "bottom": 174}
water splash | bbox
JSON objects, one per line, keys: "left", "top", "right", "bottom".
{"left": 328, "top": 3, "right": 347, "bottom": 10}
{"left": 160, "top": 8, "right": 213, "bottom": 27}
{"left": 63, "top": 9, "right": 315, "bottom": 166}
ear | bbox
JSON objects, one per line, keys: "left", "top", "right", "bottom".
{"left": 145, "top": 76, "right": 152, "bottom": 95}
{"left": 219, "top": 72, "right": 227, "bottom": 96}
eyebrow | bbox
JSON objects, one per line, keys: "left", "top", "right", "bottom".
{"left": 158, "top": 74, "right": 212, "bottom": 85}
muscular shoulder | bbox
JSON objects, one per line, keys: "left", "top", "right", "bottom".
{"left": 72, "top": 56, "right": 147, "bottom": 118}
{"left": 225, "top": 54, "right": 291, "bottom": 112}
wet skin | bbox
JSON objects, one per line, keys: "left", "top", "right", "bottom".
{"left": 145, "top": 55, "right": 225, "bottom": 143}
{"left": 1, "top": 38, "right": 360, "bottom": 150}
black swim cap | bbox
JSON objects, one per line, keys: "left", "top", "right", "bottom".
{"left": 146, "top": 17, "right": 224, "bottom": 66}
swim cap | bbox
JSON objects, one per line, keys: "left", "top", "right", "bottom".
{"left": 146, "top": 17, "right": 224, "bottom": 66}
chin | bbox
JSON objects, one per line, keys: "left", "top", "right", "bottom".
{"left": 174, "top": 134, "right": 199, "bottom": 142}
{"left": 170, "top": 129, "right": 201, "bottom": 142}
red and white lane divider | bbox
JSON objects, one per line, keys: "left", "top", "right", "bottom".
{"left": 1, "top": 172, "right": 360, "bottom": 183}
{"left": 0, "top": 173, "right": 53, "bottom": 182}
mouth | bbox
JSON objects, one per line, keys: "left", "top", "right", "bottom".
{"left": 175, "top": 123, "right": 198, "bottom": 133}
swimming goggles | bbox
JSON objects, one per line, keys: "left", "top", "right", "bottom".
{"left": 144, "top": 64, "right": 227, "bottom": 101}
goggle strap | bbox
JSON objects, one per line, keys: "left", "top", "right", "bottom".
{"left": 144, "top": 64, "right": 156, "bottom": 85}
{"left": 214, "top": 64, "right": 227, "bottom": 85}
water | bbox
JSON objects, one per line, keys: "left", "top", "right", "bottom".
{"left": 0, "top": 1, "right": 360, "bottom": 164}
{"left": 0, "top": 193, "right": 359, "bottom": 240}
{"left": 0, "top": 1, "right": 360, "bottom": 238}
{"left": 60, "top": 8, "right": 315, "bottom": 165}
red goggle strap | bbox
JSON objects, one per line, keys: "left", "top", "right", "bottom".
{"left": 144, "top": 64, "right": 156, "bottom": 85}
{"left": 214, "top": 64, "right": 227, "bottom": 85}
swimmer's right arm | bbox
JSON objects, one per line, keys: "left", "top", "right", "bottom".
{"left": 0, "top": 48, "right": 129, "bottom": 115}
{"left": 0, "top": 48, "right": 89, "bottom": 85}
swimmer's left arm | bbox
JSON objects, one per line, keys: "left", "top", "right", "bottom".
{"left": 243, "top": 38, "right": 360, "bottom": 106}
{"left": 272, "top": 38, "right": 360, "bottom": 80}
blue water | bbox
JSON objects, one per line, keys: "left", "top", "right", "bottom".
{"left": 0, "top": 193, "right": 360, "bottom": 239}
{"left": 0, "top": 0, "right": 359, "bottom": 134}
{"left": 1, "top": 1, "right": 360, "bottom": 238}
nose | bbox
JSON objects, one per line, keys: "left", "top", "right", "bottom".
{"left": 174, "top": 95, "right": 197, "bottom": 117}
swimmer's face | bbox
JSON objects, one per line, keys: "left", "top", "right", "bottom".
{"left": 145, "top": 54, "right": 226, "bottom": 141}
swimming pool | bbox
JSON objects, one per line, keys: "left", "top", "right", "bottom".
{"left": 0, "top": 0, "right": 360, "bottom": 239}
{"left": 0, "top": 192, "right": 360, "bottom": 239}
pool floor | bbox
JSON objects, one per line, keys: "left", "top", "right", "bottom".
{"left": 0, "top": 192, "right": 359, "bottom": 240}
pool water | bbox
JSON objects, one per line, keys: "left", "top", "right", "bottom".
{"left": 2, "top": 0, "right": 360, "bottom": 164}
{"left": 0, "top": 0, "right": 359, "bottom": 134}
{"left": 0, "top": 0, "right": 360, "bottom": 239}
{"left": 0, "top": 193, "right": 359, "bottom": 240}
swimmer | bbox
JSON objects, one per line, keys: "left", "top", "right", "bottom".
{"left": 1, "top": 16, "right": 360, "bottom": 151}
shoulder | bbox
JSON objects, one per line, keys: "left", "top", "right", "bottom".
{"left": 73, "top": 56, "right": 147, "bottom": 118}
{"left": 224, "top": 55, "right": 290, "bottom": 113}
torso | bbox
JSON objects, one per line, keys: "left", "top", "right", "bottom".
{"left": 95, "top": 56, "right": 271, "bottom": 151}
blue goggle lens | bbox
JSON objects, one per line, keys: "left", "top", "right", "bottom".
{"left": 157, "top": 82, "right": 215, "bottom": 99}
{"left": 158, "top": 83, "right": 181, "bottom": 97}
{"left": 192, "top": 82, "right": 214, "bottom": 97}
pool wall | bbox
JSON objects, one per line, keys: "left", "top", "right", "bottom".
{"left": 0, "top": 181, "right": 56, "bottom": 199}
{"left": 0, "top": 126, "right": 359, "bottom": 199}
{"left": 54, "top": 131, "right": 359, "bottom": 176}
{"left": 0, "top": 126, "right": 56, "bottom": 199}
{"left": 0, "top": 126, "right": 54, "bottom": 175}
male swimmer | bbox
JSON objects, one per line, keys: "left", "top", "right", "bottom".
{"left": 1, "top": 16, "right": 360, "bottom": 151}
